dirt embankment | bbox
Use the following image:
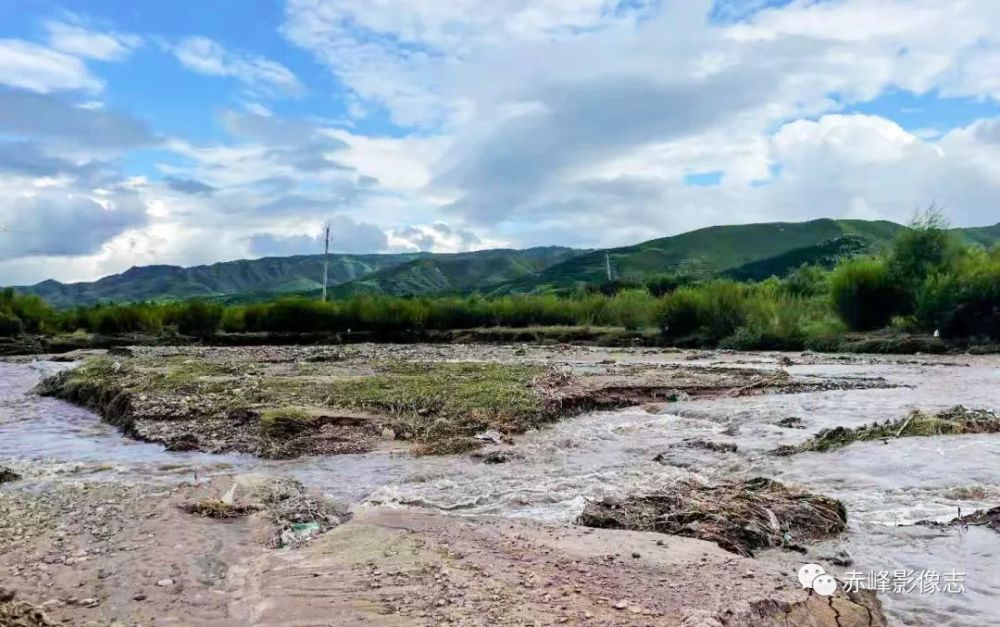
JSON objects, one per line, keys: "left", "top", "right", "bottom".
{"left": 0, "top": 475, "right": 886, "bottom": 626}
{"left": 34, "top": 344, "right": 895, "bottom": 460}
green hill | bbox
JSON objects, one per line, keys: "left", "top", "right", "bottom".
{"left": 16, "top": 248, "right": 582, "bottom": 308}
{"left": 326, "top": 247, "right": 582, "bottom": 298}
{"left": 494, "top": 219, "right": 906, "bottom": 293}
{"left": 17, "top": 254, "right": 426, "bottom": 308}
{"left": 494, "top": 219, "right": 1000, "bottom": 293}
{"left": 721, "top": 235, "right": 876, "bottom": 281}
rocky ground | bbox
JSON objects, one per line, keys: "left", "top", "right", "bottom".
{"left": 33, "top": 343, "right": 896, "bottom": 460}
{"left": 0, "top": 474, "right": 886, "bottom": 627}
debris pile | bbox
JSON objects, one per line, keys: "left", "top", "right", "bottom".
{"left": 577, "top": 477, "right": 847, "bottom": 556}
{"left": 0, "top": 589, "right": 53, "bottom": 627}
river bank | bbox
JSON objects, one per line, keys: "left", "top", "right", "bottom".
{"left": 3, "top": 326, "right": 996, "bottom": 359}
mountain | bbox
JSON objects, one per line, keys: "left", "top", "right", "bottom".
{"left": 12, "top": 219, "right": 1000, "bottom": 307}
{"left": 15, "top": 248, "right": 582, "bottom": 308}
{"left": 325, "top": 247, "right": 583, "bottom": 298}
{"left": 492, "top": 219, "right": 1000, "bottom": 293}
{"left": 493, "top": 219, "right": 905, "bottom": 293}
{"left": 17, "top": 254, "right": 426, "bottom": 308}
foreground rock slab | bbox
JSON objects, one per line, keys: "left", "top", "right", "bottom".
{"left": 233, "top": 509, "right": 884, "bottom": 626}
{"left": 1, "top": 476, "right": 884, "bottom": 626}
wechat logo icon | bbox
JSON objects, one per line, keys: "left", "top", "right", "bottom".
{"left": 798, "top": 563, "right": 838, "bottom": 597}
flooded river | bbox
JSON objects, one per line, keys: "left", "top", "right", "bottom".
{"left": 2, "top": 352, "right": 998, "bottom": 625}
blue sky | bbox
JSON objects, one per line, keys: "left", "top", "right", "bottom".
{"left": 1, "top": 0, "right": 1000, "bottom": 284}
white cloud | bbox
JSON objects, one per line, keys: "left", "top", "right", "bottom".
{"left": 0, "top": 39, "right": 102, "bottom": 93}
{"left": 45, "top": 21, "right": 142, "bottom": 61}
{"left": 10, "top": 1, "right": 1000, "bottom": 286}
{"left": 171, "top": 36, "right": 303, "bottom": 97}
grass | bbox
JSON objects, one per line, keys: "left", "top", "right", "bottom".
{"left": 773, "top": 406, "right": 1000, "bottom": 455}
{"left": 327, "top": 361, "right": 548, "bottom": 441}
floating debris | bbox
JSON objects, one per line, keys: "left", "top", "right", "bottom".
{"left": 773, "top": 406, "right": 1000, "bottom": 456}
{"left": 0, "top": 467, "right": 21, "bottom": 484}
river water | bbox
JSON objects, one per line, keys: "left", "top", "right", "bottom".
{"left": 2, "top": 353, "right": 998, "bottom": 626}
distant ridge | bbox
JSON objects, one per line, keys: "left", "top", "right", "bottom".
{"left": 11, "top": 218, "right": 1000, "bottom": 307}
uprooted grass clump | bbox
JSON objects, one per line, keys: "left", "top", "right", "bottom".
{"left": 918, "top": 506, "right": 1000, "bottom": 532}
{"left": 577, "top": 477, "right": 847, "bottom": 557}
{"left": 181, "top": 499, "right": 260, "bottom": 519}
{"left": 0, "top": 467, "right": 21, "bottom": 484}
{"left": 327, "top": 361, "right": 549, "bottom": 442}
{"left": 259, "top": 407, "right": 317, "bottom": 437}
{"left": 773, "top": 406, "right": 1000, "bottom": 456}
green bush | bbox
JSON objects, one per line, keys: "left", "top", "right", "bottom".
{"left": 659, "top": 281, "right": 750, "bottom": 342}
{"left": 781, "top": 264, "right": 829, "bottom": 297}
{"left": 170, "top": 301, "right": 223, "bottom": 336}
{"left": 888, "top": 208, "right": 960, "bottom": 308}
{"left": 0, "top": 312, "right": 23, "bottom": 336}
{"left": 916, "top": 248, "right": 1000, "bottom": 339}
{"left": 830, "top": 258, "right": 904, "bottom": 331}
{"left": 0, "top": 288, "right": 55, "bottom": 333}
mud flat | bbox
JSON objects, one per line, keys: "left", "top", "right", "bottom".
{"left": 0, "top": 473, "right": 884, "bottom": 626}
{"left": 34, "top": 343, "right": 895, "bottom": 459}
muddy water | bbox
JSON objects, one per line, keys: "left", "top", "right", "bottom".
{"left": 2, "top": 354, "right": 999, "bottom": 626}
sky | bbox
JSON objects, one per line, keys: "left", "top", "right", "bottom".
{"left": 2, "top": 0, "right": 1000, "bottom": 285}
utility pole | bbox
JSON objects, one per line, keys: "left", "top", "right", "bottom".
{"left": 321, "top": 224, "right": 330, "bottom": 302}
{"left": 605, "top": 251, "right": 613, "bottom": 282}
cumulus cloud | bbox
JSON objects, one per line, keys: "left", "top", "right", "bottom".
{"left": 44, "top": 21, "right": 142, "bottom": 61}
{"left": 391, "top": 222, "right": 483, "bottom": 252}
{"left": 171, "top": 36, "right": 303, "bottom": 97}
{"left": 0, "top": 39, "right": 102, "bottom": 93}
{"left": 249, "top": 215, "right": 389, "bottom": 255}
{"left": 0, "top": 191, "right": 148, "bottom": 261}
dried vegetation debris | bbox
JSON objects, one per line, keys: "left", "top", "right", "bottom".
{"left": 0, "top": 589, "right": 53, "bottom": 627}
{"left": 577, "top": 477, "right": 847, "bottom": 557}
{"left": 177, "top": 475, "right": 350, "bottom": 548}
{"left": 773, "top": 406, "right": 1000, "bottom": 456}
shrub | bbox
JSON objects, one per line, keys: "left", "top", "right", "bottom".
{"left": 659, "top": 281, "right": 750, "bottom": 342}
{"left": 830, "top": 258, "right": 904, "bottom": 331}
{"left": 171, "top": 301, "right": 223, "bottom": 336}
{"left": 916, "top": 248, "right": 1000, "bottom": 339}
{"left": 781, "top": 264, "right": 829, "bottom": 297}
{"left": 0, "top": 312, "right": 23, "bottom": 336}
{"left": 606, "top": 289, "right": 658, "bottom": 330}
{"left": 888, "top": 207, "right": 961, "bottom": 308}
